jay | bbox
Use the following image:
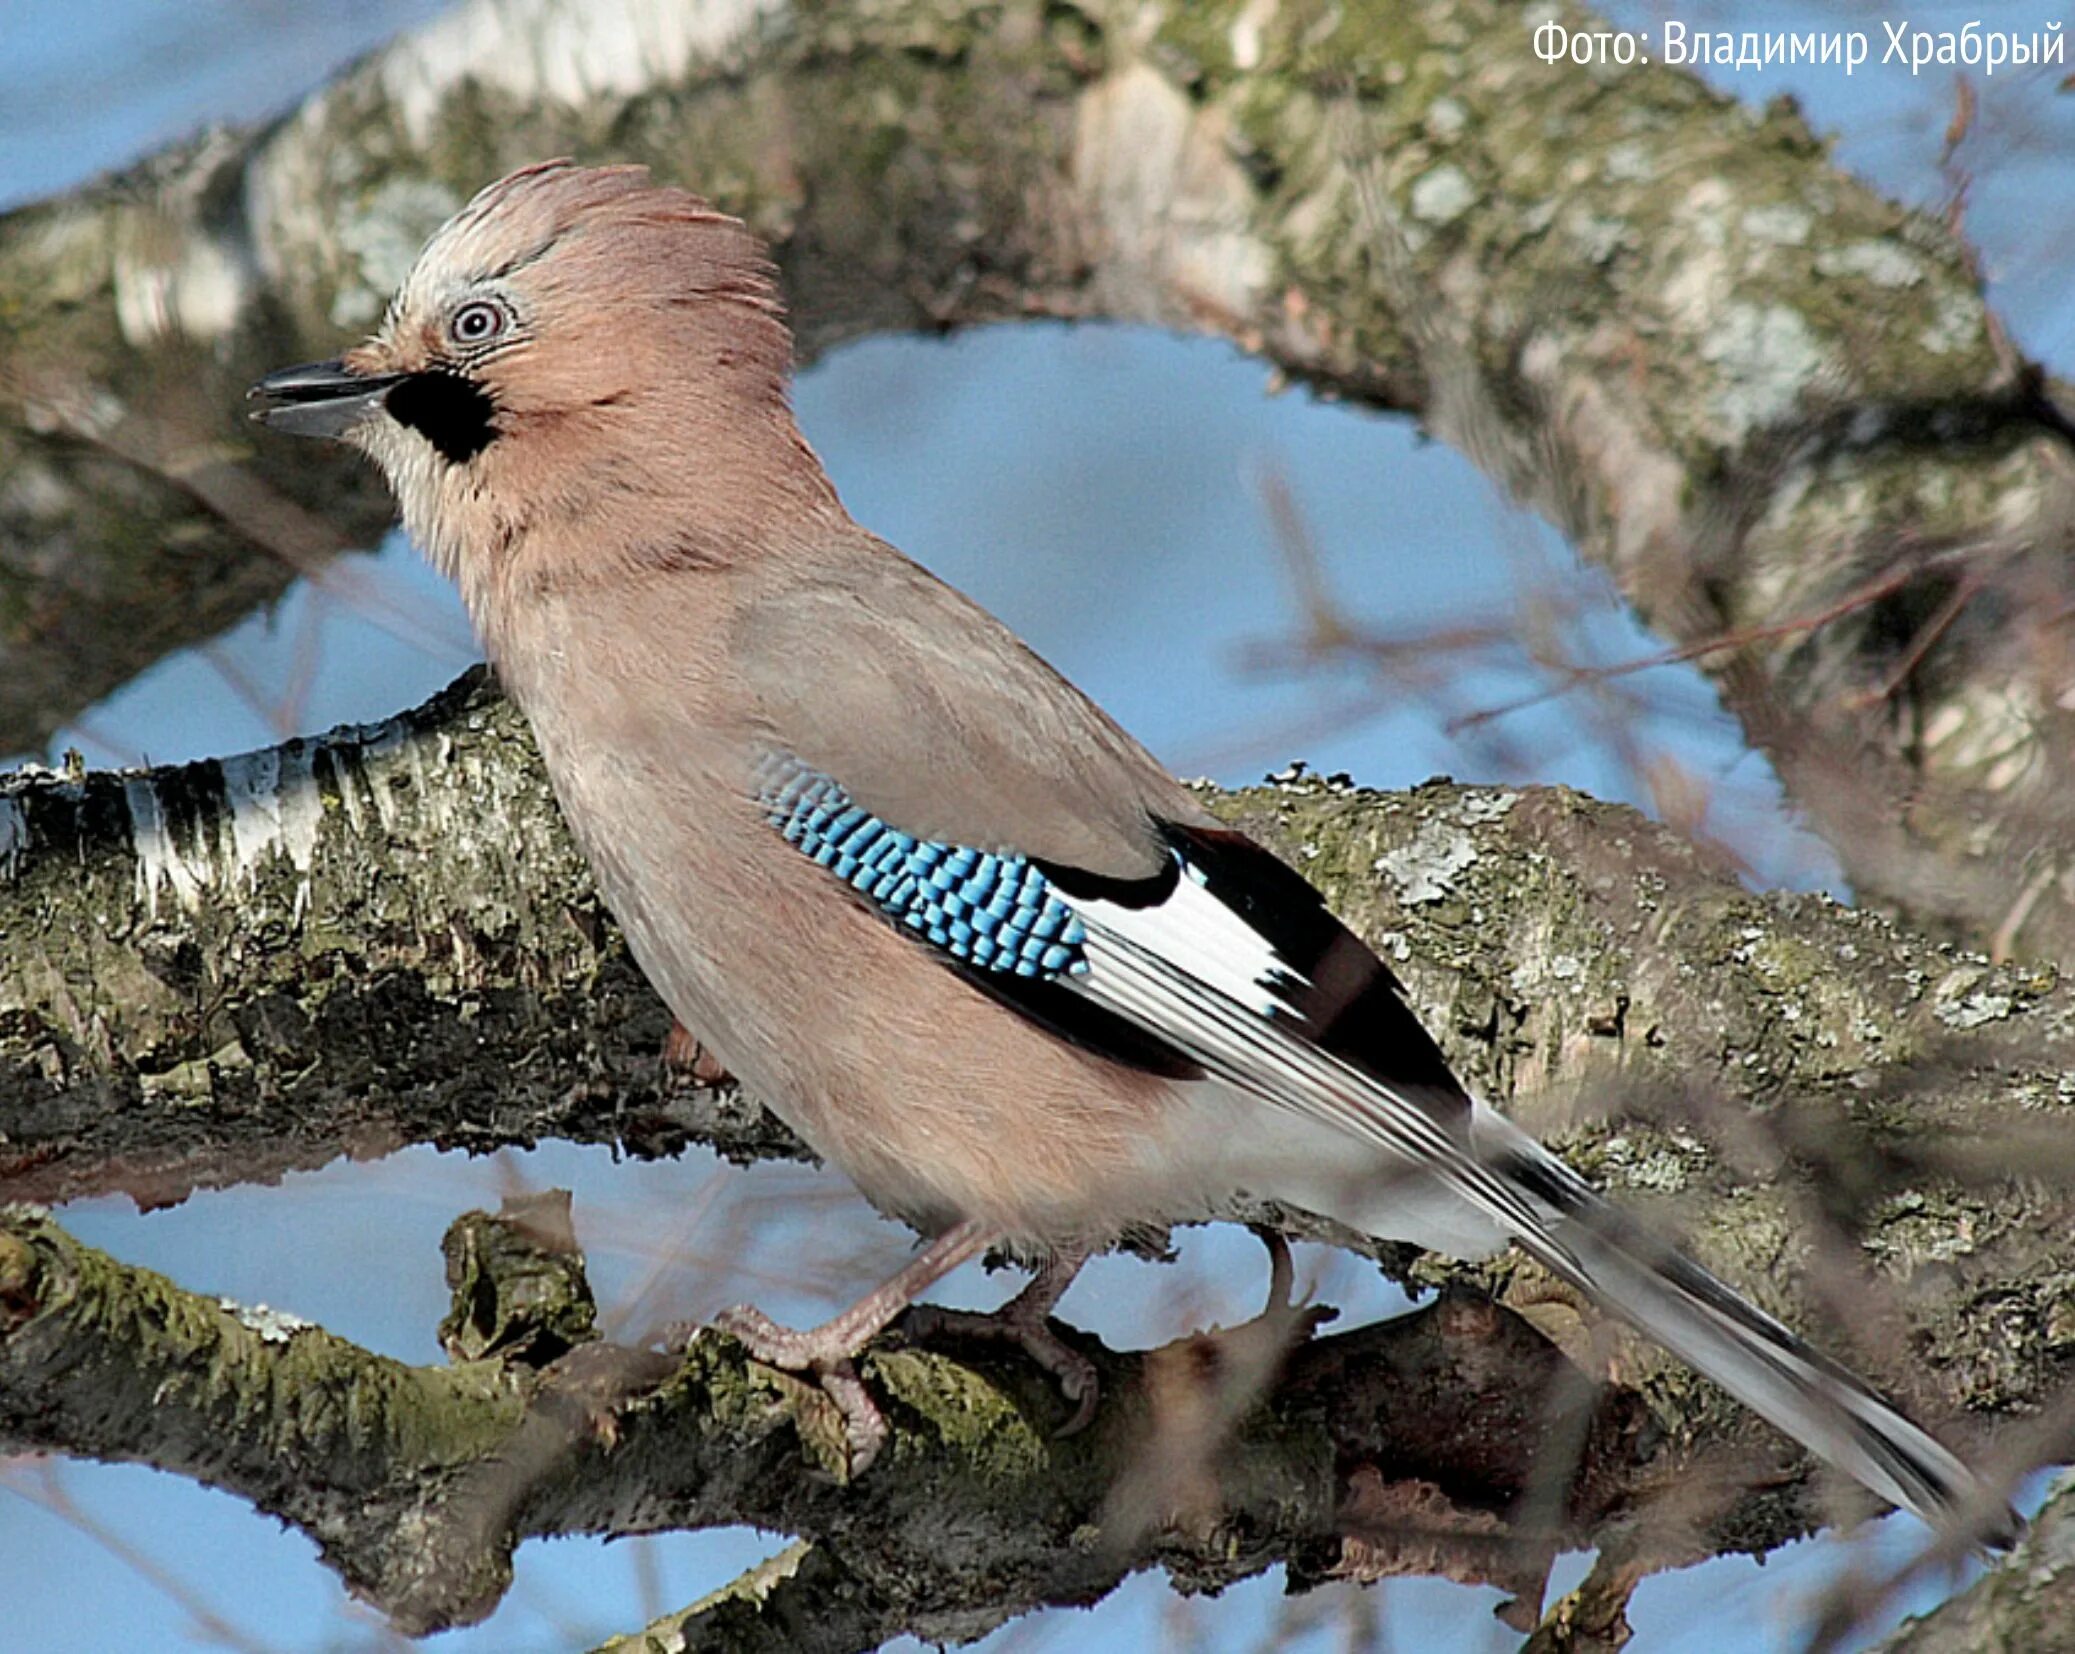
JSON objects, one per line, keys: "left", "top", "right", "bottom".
{"left": 253, "top": 161, "right": 2005, "bottom": 1538}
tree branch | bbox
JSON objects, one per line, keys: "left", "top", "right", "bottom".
{"left": 0, "top": 1184, "right": 1868, "bottom": 1642}
{"left": 0, "top": 669, "right": 798, "bottom": 1209}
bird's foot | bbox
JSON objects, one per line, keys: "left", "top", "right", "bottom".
{"left": 710, "top": 1301, "right": 870, "bottom": 1371}
{"left": 698, "top": 1219, "right": 998, "bottom": 1476}
{"left": 901, "top": 1248, "right": 1093, "bottom": 1432}
{"left": 709, "top": 1303, "right": 890, "bottom": 1471}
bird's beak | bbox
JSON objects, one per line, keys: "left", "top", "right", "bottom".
{"left": 247, "top": 359, "right": 405, "bottom": 440}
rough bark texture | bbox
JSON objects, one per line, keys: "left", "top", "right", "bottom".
{"left": 2, "top": 671, "right": 2067, "bottom": 1641}
{"left": 2, "top": 0, "right": 2070, "bottom": 955}
{"left": 0, "top": 669, "right": 796, "bottom": 1209}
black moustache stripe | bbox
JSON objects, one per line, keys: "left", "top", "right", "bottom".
{"left": 386, "top": 370, "right": 498, "bottom": 464}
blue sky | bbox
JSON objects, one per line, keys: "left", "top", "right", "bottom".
{"left": 1, "top": 2, "right": 2067, "bottom": 1648}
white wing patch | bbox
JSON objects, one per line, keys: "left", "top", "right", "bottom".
{"left": 1053, "top": 848, "right": 1556, "bottom": 1244}
{"left": 1066, "top": 861, "right": 1307, "bottom": 1018}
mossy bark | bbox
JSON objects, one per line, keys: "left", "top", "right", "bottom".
{"left": 2, "top": 0, "right": 2069, "bottom": 955}
{"left": 0, "top": 1178, "right": 1913, "bottom": 1645}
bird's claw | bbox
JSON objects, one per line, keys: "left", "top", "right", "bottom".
{"left": 710, "top": 1302, "right": 831, "bottom": 1368}
{"left": 708, "top": 1303, "right": 891, "bottom": 1474}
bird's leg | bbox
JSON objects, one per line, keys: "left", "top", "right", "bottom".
{"left": 709, "top": 1218, "right": 995, "bottom": 1470}
{"left": 1258, "top": 1224, "right": 1295, "bottom": 1309}
{"left": 661, "top": 1018, "right": 733, "bottom": 1086}
{"left": 1231, "top": 1224, "right": 1337, "bottom": 1348}
{"left": 902, "top": 1248, "right": 1099, "bottom": 1434}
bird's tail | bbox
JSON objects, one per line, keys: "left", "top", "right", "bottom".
{"left": 1467, "top": 1106, "right": 2015, "bottom": 1544}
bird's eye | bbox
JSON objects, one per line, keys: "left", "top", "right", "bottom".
{"left": 448, "top": 301, "right": 508, "bottom": 347}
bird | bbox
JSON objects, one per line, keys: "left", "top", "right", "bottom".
{"left": 251, "top": 159, "right": 2010, "bottom": 1540}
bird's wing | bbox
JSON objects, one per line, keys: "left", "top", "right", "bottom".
{"left": 737, "top": 543, "right": 1999, "bottom": 1537}
{"left": 736, "top": 543, "right": 1467, "bottom": 1099}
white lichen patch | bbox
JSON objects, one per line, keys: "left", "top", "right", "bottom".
{"left": 1453, "top": 788, "right": 1518, "bottom": 826}
{"left": 1425, "top": 97, "right": 1468, "bottom": 141}
{"left": 1740, "top": 203, "right": 1812, "bottom": 246}
{"left": 1602, "top": 141, "right": 1657, "bottom": 183}
{"left": 218, "top": 1299, "right": 316, "bottom": 1343}
{"left": 1919, "top": 292, "right": 1985, "bottom": 356}
{"left": 1934, "top": 966, "right": 2016, "bottom": 1030}
{"left": 1566, "top": 212, "right": 1626, "bottom": 265}
{"left": 1700, "top": 302, "right": 1824, "bottom": 439}
{"left": 1410, "top": 164, "right": 1475, "bottom": 225}
{"left": 1594, "top": 1133, "right": 1694, "bottom": 1193}
{"left": 331, "top": 177, "right": 464, "bottom": 326}
{"left": 1229, "top": 0, "right": 1278, "bottom": 71}
{"left": 1374, "top": 820, "right": 1478, "bottom": 904}
{"left": 1814, "top": 240, "right": 1923, "bottom": 290}
{"left": 1659, "top": 178, "right": 1734, "bottom": 308}
{"left": 1514, "top": 950, "right": 1583, "bottom": 993}
{"left": 1870, "top": 1192, "right": 1979, "bottom": 1263}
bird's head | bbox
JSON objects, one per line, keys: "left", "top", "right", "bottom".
{"left": 252, "top": 160, "right": 828, "bottom": 613}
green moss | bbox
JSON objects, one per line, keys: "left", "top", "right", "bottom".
{"left": 13, "top": 1209, "right": 523, "bottom": 1479}
{"left": 868, "top": 1348, "right": 1050, "bottom": 1481}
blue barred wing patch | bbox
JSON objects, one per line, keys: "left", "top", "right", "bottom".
{"left": 756, "top": 754, "right": 1090, "bottom": 979}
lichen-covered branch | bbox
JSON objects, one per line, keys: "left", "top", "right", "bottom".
{"left": 3, "top": 0, "right": 2069, "bottom": 959}
{"left": 0, "top": 1186, "right": 1908, "bottom": 1643}
{"left": 0, "top": 1200, "right": 535, "bottom": 1630}
{"left": 593, "top": 1541, "right": 907, "bottom": 1654}
{"left": 0, "top": 669, "right": 798, "bottom": 1208}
